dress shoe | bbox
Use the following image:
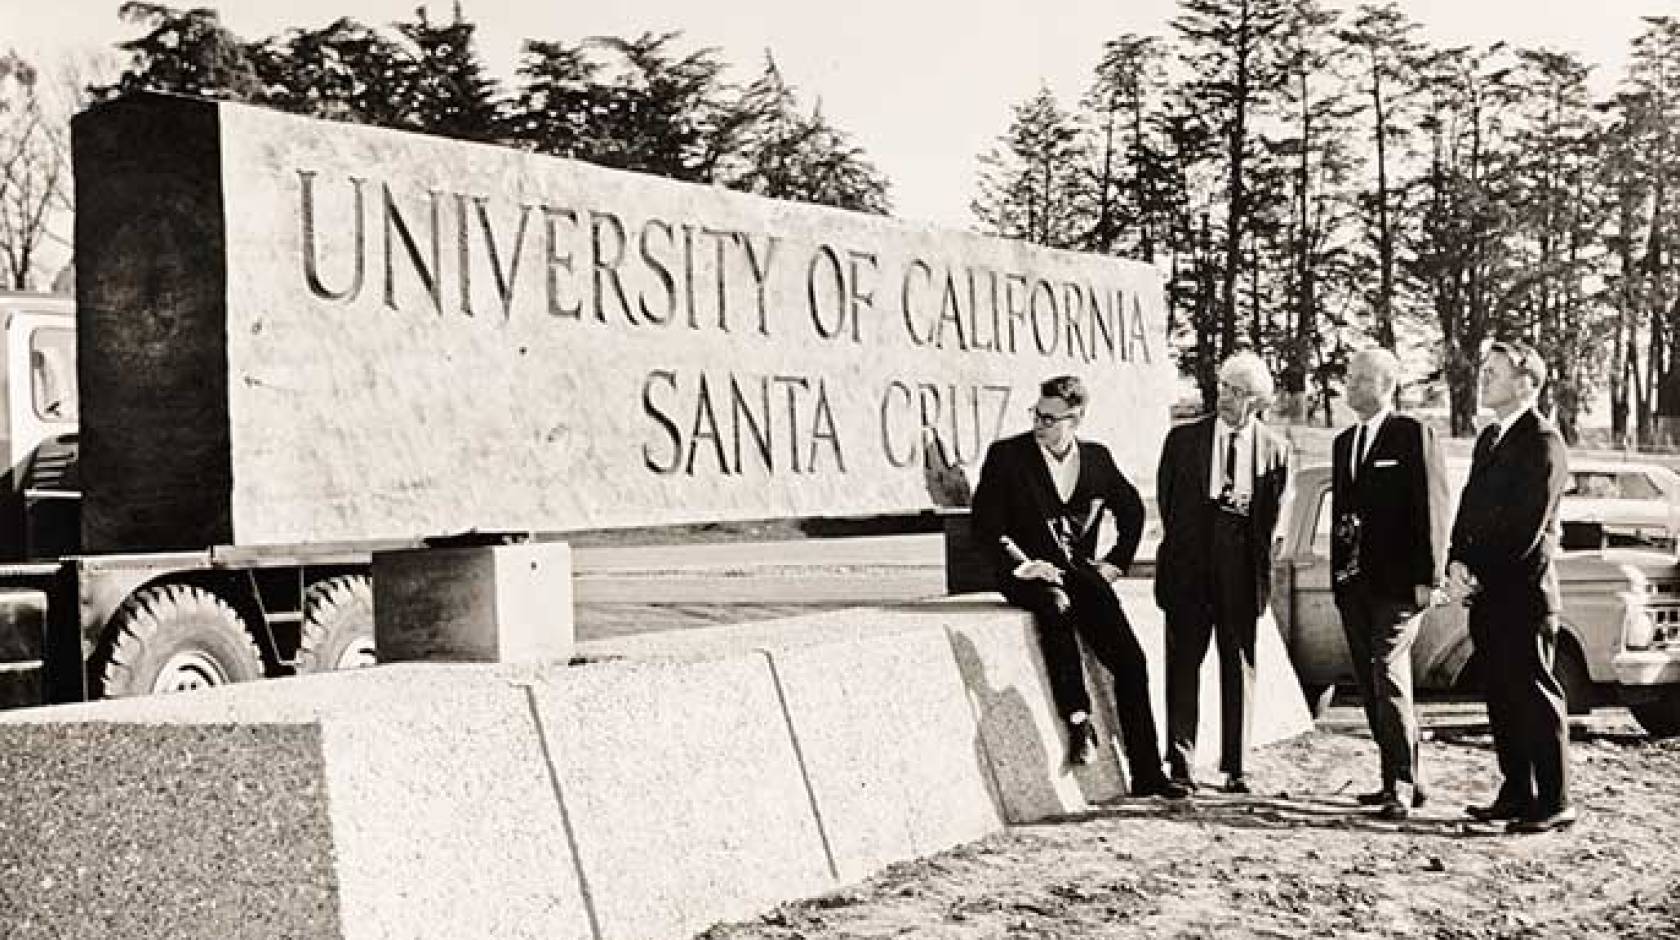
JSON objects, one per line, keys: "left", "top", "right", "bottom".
{"left": 1066, "top": 719, "right": 1099, "bottom": 766}
{"left": 1220, "top": 774, "right": 1252, "bottom": 794}
{"left": 1376, "top": 797, "right": 1409, "bottom": 821}
{"left": 1466, "top": 799, "right": 1531, "bottom": 823}
{"left": 1132, "top": 776, "right": 1191, "bottom": 799}
{"left": 1507, "top": 806, "right": 1578, "bottom": 834}
{"left": 1359, "top": 785, "right": 1428, "bottom": 808}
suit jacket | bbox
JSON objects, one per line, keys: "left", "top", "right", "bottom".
{"left": 1330, "top": 412, "right": 1450, "bottom": 604}
{"left": 971, "top": 432, "right": 1145, "bottom": 597}
{"left": 1448, "top": 408, "right": 1569, "bottom": 618}
{"left": 1153, "top": 415, "right": 1291, "bottom": 617}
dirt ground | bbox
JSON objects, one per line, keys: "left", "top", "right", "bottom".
{"left": 701, "top": 704, "right": 1680, "bottom": 940}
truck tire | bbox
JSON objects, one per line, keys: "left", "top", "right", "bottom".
{"left": 1631, "top": 692, "right": 1680, "bottom": 739}
{"left": 295, "top": 575, "right": 376, "bottom": 673}
{"left": 93, "top": 584, "right": 264, "bottom": 698}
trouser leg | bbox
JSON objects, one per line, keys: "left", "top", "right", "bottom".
{"left": 1337, "top": 593, "right": 1387, "bottom": 783}
{"left": 1164, "top": 607, "right": 1213, "bottom": 779}
{"left": 1370, "top": 598, "right": 1422, "bottom": 788}
{"left": 1064, "top": 569, "right": 1165, "bottom": 784}
{"left": 1473, "top": 609, "right": 1532, "bottom": 806}
{"left": 1213, "top": 611, "right": 1257, "bottom": 775}
{"left": 1520, "top": 620, "right": 1571, "bottom": 810}
{"left": 1011, "top": 581, "right": 1091, "bottom": 721}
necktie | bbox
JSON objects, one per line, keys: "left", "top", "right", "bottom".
{"left": 1352, "top": 423, "right": 1367, "bottom": 480}
{"left": 1223, "top": 429, "right": 1238, "bottom": 497}
{"left": 1475, "top": 424, "right": 1498, "bottom": 464}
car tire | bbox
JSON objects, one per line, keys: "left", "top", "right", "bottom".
{"left": 294, "top": 575, "right": 376, "bottom": 673}
{"left": 91, "top": 584, "right": 264, "bottom": 698}
{"left": 1631, "top": 691, "right": 1680, "bottom": 738}
{"left": 1554, "top": 639, "right": 1593, "bottom": 716}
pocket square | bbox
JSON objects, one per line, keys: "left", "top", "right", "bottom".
{"left": 1373, "top": 459, "right": 1399, "bottom": 468}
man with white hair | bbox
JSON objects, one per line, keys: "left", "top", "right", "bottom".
{"left": 1155, "top": 351, "right": 1291, "bottom": 794}
{"left": 1331, "top": 346, "right": 1450, "bottom": 820}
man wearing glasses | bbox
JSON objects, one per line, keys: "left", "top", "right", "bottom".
{"left": 1154, "top": 351, "right": 1291, "bottom": 794}
{"left": 972, "top": 375, "right": 1187, "bottom": 798}
{"left": 1445, "top": 340, "right": 1576, "bottom": 833}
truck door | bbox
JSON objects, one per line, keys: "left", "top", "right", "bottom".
{"left": 6, "top": 312, "right": 77, "bottom": 469}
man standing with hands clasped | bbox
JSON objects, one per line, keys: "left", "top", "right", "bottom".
{"left": 1445, "top": 340, "right": 1576, "bottom": 833}
{"left": 972, "top": 375, "right": 1187, "bottom": 799}
{"left": 1155, "top": 352, "right": 1290, "bottom": 794}
{"left": 1331, "top": 347, "right": 1450, "bottom": 820}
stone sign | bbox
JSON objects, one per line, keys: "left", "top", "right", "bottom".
{"left": 74, "top": 93, "right": 1175, "bottom": 552}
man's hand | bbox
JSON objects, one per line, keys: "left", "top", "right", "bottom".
{"left": 1414, "top": 584, "right": 1435, "bottom": 609}
{"left": 1012, "top": 559, "right": 1064, "bottom": 585}
{"left": 1444, "top": 561, "right": 1478, "bottom": 605}
{"left": 1095, "top": 561, "right": 1125, "bottom": 583}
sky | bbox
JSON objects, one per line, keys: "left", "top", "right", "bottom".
{"left": 3, "top": 0, "right": 1675, "bottom": 229}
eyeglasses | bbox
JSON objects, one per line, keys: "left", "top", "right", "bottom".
{"left": 1029, "top": 407, "right": 1081, "bottom": 428}
{"left": 1218, "top": 380, "right": 1257, "bottom": 400}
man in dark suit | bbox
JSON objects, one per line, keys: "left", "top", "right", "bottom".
{"left": 972, "top": 375, "right": 1186, "bottom": 798}
{"left": 1446, "top": 340, "right": 1576, "bottom": 833}
{"left": 1155, "top": 352, "right": 1290, "bottom": 794}
{"left": 1331, "top": 347, "right": 1450, "bottom": 820}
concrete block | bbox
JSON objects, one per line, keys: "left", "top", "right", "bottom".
{"left": 74, "top": 93, "right": 1174, "bottom": 551}
{"left": 531, "top": 656, "right": 834, "bottom": 940}
{"left": 767, "top": 628, "right": 1003, "bottom": 881}
{"left": 374, "top": 542, "right": 574, "bottom": 664}
{"left": 943, "top": 608, "right": 1129, "bottom": 821}
{"left": 0, "top": 723, "right": 340, "bottom": 940}
{"left": 0, "top": 666, "right": 592, "bottom": 940}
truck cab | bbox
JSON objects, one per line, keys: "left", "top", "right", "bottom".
{"left": 0, "top": 292, "right": 78, "bottom": 705}
{"left": 0, "top": 292, "right": 378, "bottom": 709}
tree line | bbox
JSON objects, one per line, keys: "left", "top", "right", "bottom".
{"left": 972, "top": 0, "right": 1680, "bottom": 446}
{"left": 0, "top": 1, "right": 892, "bottom": 294}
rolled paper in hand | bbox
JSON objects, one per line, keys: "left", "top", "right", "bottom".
{"left": 999, "top": 536, "right": 1031, "bottom": 566}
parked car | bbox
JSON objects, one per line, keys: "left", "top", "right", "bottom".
{"left": 1560, "top": 459, "right": 1680, "bottom": 550}
{"left": 1272, "top": 463, "right": 1680, "bottom": 736}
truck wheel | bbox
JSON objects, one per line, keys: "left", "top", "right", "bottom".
{"left": 93, "top": 584, "right": 264, "bottom": 698}
{"left": 295, "top": 575, "right": 376, "bottom": 673}
{"left": 1630, "top": 692, "right": 1680, "bottom": 738}
{"left": 1554, "top": 641, "right": 1593, "bottom": 716}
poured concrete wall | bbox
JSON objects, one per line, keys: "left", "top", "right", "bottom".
{"left": 72, "top": 93, "right": 1175, "bottom": 552}
{"left": 0, "top": 596, "right": 1310, "bottom": 939}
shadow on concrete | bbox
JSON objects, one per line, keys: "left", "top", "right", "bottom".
{"left": 949, "top": 630, "right": 1061, "bottom": 825}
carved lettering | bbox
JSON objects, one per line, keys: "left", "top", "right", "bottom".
{"left": 639, "top": 218, "right": 679, "bottom": 325}
{"left": 543, "top": 207, "right": 582, "bottom": 319}
{"left": 590, "top": 211, "right": 636, "bottom": 325}
{"left": 298, "top": 170, "right": 366, "bottom": 303}
{"left": 806, "top": 245, "right": 848, "bottom": 340}
{"left": 642, "top": 370, "right": 682, "bottom": 474}
{"left": 900, "top": 258, "right": 934, "bottom": 347}
{"left": 382, "top": 183, "right": 442, "bottom": 314}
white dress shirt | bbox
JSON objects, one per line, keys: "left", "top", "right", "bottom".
{"left": 1039, "top": 439, "right": 1081, "bottom": 503}
{"left": 1351, "top": 407, "right": 1391, "bottom": 479}
{"left": 1208, "top": 418, "right": 1254, "bottom": 501}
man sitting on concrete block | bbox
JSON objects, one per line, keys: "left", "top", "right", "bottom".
{"left": 972, "top": 375, "right": 1186, "bottom": 799}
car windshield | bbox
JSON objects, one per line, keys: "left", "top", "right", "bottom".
{"left": 1567, "top": 470, "right": 1663, "bottom": 501}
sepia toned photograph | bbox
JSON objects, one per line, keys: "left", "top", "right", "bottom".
{"left": 2, "top": 1, "right": 1679, "bottom": 937}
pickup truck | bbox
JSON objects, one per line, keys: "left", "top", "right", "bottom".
{"left": 1273, "top": 463, "right": 1680, "bottom": 737}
